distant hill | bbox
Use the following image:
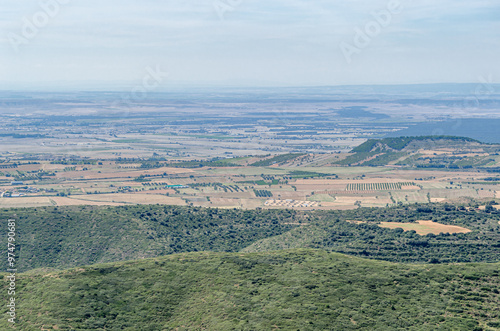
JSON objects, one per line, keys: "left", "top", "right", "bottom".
{"left": 335, "top": 106, "right": 390, "bottom": 120}
{"left": 336, "top": 136, "right": 500, "bottom": 168}
{"left": 385, "top": 118, "right": 500, "bottom": 144}
{"left": 352, "top": 136, "right": 482, "bottom": 153}
{"left": 2, "top": 249, "right": 498, "bottom": 330}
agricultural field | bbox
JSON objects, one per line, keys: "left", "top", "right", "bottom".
{"left": 264, "top": 199, "right": 320, "bottom": 208}
{"left": 0, "top": 110, "right": 499, "bottom": 212}
{"left": 1, "top": 150, "right": 499, "bottom": 210}
{"left": 378, "top": 220, "right": 472, "bottom": 235}
{"left": 346, "top": 182, "right": 417, "bottom": 191}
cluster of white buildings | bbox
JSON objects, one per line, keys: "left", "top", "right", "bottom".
{"left": 0, "top": 183, "right": 39, "bottom": 198}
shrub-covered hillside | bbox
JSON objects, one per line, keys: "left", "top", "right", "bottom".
{"left": 337, "top": 136, "right": 498, "bottom": 167}
{"left": 1, "top": 249, "right": 498, "bottom": 330}
{"left": 0, "top": 205, "right": 297, "bottom": 272}
{"left": 351, "top": 136, "right": 481, "bottom": 153}
{"left": 244, "top": 203, "right": 500, "bottom": 264}
{"left": 1, "top": 203, "right": 500, "bottom": 272}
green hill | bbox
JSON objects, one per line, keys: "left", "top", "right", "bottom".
{"left": 243, "top": 204, "right": 500, "bottom": 264}
{"left": 2, "top": 203, "right": 499, "bottom": 272}
{"left": 336, "top": 136, "right": 495, "bottom": 167}
{"left": 2, "top": 249, "right": 498, "bottom": 330}
{"left": 351, "top": 136, "right": 481, "bottom": 153}
{"left": 0, "top": 205, "right": 297, "bottom": 272}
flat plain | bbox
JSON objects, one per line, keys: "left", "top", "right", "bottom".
{"left": 0, "top": 90, "right": 499, "bottom": 212}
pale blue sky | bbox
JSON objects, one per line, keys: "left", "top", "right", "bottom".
{"left": 0, "top": 0, "right": 499, "bottom": 89}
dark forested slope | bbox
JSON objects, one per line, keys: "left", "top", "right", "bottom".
{"left": 0, "top": 205, "right": 297, "bottom": 271}
{"left": 1, "top": 203, "right": 499, "bottom": 272}
{"left": 1, "top": 249, "right": 498, "bottom": 330}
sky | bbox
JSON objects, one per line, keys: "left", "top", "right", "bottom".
{"left": 0, "top": 0, "right": 499, "bottom": 89}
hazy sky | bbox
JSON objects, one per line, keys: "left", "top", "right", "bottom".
{"left": 0, "top": 0, "right": 499, "bottom": 89}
